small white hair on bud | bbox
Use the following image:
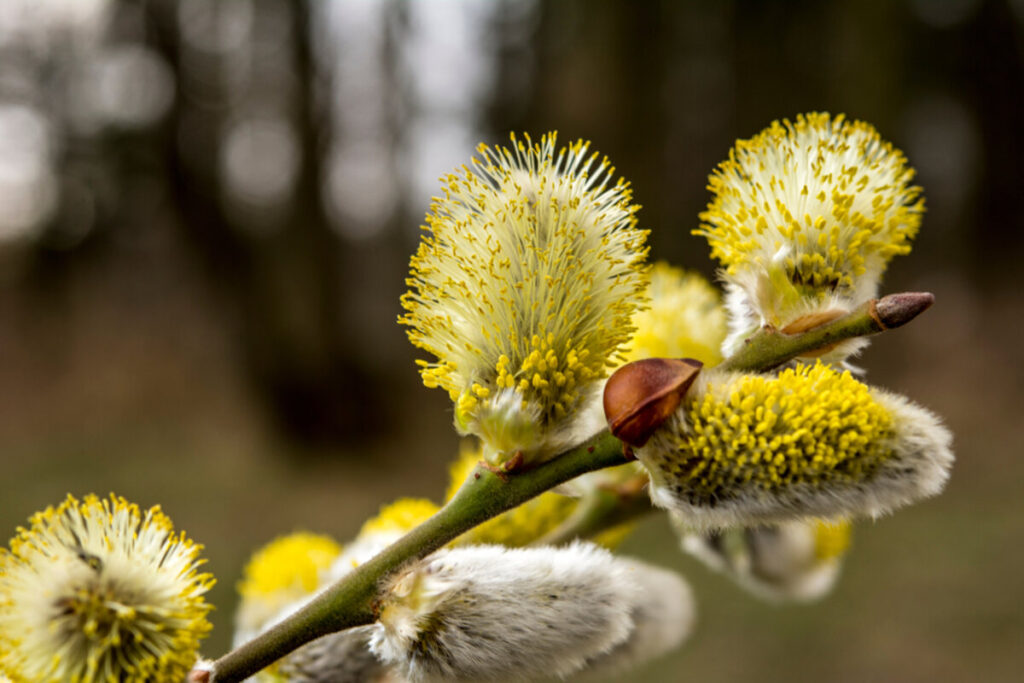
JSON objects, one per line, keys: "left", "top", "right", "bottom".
{"left": 369, "top": 542, "right": 640, "bottom": 682}
{"left": 575, "top": 559, "right": 696, "bottom": 679}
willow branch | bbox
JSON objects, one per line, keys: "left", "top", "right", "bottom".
{"left": 209, "top": 290, "right": 933, "bottom": 682}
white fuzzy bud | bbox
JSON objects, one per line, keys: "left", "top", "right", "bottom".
{"left": 369, "top": 542, "right": 641, "bottom": 682}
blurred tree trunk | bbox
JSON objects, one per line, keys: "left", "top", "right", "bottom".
{"left": 148, "top": 0, "right": 385, "bottom": 447}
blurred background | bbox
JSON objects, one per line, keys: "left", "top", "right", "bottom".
{"left": 0, "top": 0, "right": 1021, "bottom": 680}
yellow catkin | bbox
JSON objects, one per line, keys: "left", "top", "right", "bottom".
{"left": 695, "top": 112, "right": 922, "bottom": 299}
{"left": 651, "top": 363, "right": 893, "bottom": 505}
{"left": 0, "top": 494, "right": 214, "bottom": 683}
{"left": 400, "top": 132, "right": 649, "bottom": 451}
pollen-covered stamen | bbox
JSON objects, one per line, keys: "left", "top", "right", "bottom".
{"left": 401, "top": 131, "right": 649, "bottom": 462}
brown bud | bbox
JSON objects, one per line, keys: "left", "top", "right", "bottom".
{"left": 873, "top": 292, "right": 935, "bottom": 329}
{"left": 604, "top": 358, "right": 703, "bottom": 447}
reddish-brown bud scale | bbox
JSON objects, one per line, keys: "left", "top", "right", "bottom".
{"left": 603, "top": 358, "right": 703, "bottom": 447}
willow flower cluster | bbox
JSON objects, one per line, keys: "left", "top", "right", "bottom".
{"left": 224, "top": 117, "right": 949, "bottom": 681}
{"left": 635, "top": 362, "right": 952, "bottom": 528}
{"left": 1, "top": 114, "right": 955, "bottom": 683}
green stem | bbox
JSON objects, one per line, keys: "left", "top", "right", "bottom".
{"left": 212, "top": 432, "right": 628, "bottom": 682}
{"left": 210, "top": 291, "right": 932, "bottom": 682}
{"left": 533, "top": 484, "right": 654, "bottom": 547}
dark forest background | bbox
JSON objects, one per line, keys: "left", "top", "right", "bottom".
{"left": 0, "top": 1, "right": 1021, "bottom": 680}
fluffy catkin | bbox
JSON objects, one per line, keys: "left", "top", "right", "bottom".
{"left": 695, "top": 112, "right": 924, "bottom": 364}
{"left": 369, "top": 543, "right": 640, "bottom": 681}
{"left": 400, "top": 132, "right": 649, "bottom": 466}
{"left": 0, "top": 494, "right": 213, "bottom": 683}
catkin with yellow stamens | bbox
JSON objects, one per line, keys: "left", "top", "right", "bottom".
{"left": 400, "top": 132, "right": 649, "bottom": 466}
{"left": 636, "top": 363, "right": 952, "bottom": 528}
{"left": 624, "top": 262, "right": 727, "bottom": 366}
{"left": 0, "top": 494, "right": 214, "bottom": 683}
{"left": 695, "top": 113, "right": 924, "bottom": 362}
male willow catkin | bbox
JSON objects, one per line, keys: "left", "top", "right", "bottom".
{"left": 636, "top": 363, "right": 953, "bottom": 528}
{"left": 695, "top": 112, "right": 924, "bottom": 363}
